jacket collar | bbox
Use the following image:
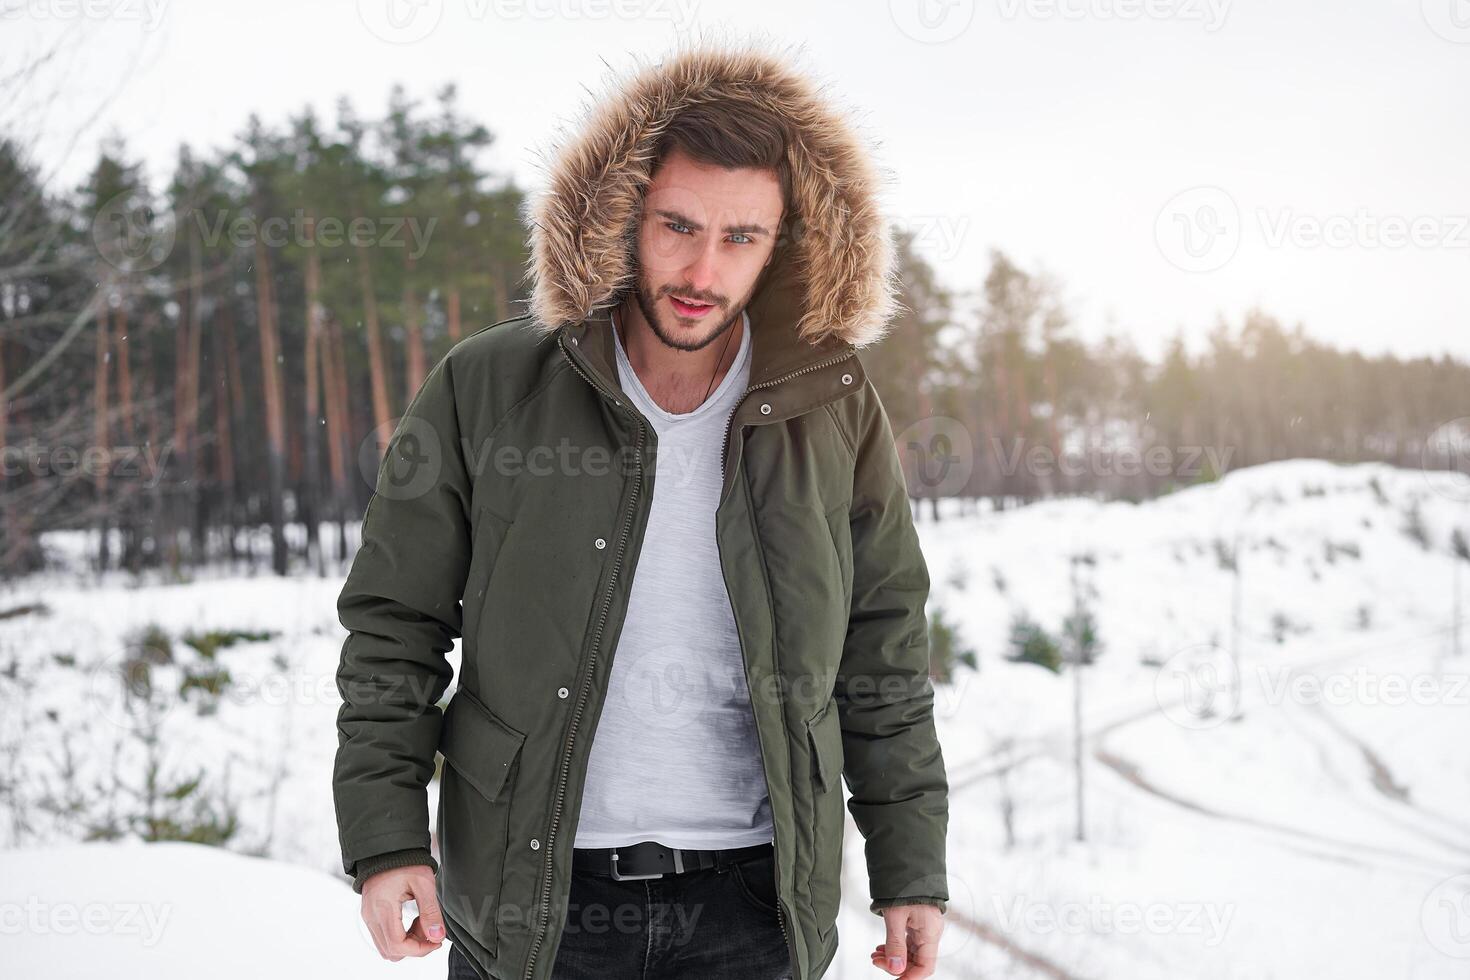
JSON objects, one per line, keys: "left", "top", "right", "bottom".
{"left": 556, "top": 257, "right": 866, "bottom": 424}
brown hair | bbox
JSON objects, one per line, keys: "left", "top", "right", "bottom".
{"left": 650, "top": 100, "right": 793, "bottom": 221}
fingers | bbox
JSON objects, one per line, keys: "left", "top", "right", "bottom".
{"left": 871, "top": 906, "right": 944, "bottom": 978}
{"left": 882, "top": 908, "right": 909, "bottom": 975}
{"left": 905, "top": 910, "right": 940, "bottom": 975}
{"left": 364, "top": 894, "right": 408, "bottom": 961}
{"left": 360, "top": 869, "right": 445, "bottom": 961}
{"left": 407, "top": 872, "right": 447, "bottom": 944}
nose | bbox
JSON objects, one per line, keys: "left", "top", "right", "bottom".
{"left": 682, "top": 239, "right": 719, "bottom": 294}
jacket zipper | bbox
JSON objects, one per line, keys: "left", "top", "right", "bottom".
{"left": 720, "top": 349, "right": 857, "bottom": 478}
{"left": 542, "top": 333, "right": 851, "bottom": 979}
{"left": 718, "top": 347, "right": 856, "bottom": 976}
{"left": 524, "top": 335, "right": 647, "bottom": 980}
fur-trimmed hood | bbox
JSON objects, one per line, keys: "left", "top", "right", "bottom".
{"left": 520, "top": 39, "right": 899, "bottom": 351}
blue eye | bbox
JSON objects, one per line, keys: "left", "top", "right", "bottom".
{"left": 666, "top": 222, "right": 691, "bottom": 235}
{"left": 729, "top": 234, "right": 752, "bottom": 245}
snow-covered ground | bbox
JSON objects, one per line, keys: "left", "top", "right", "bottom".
{"left": 2, "top": 459, "right": 1467, "bottom": 978}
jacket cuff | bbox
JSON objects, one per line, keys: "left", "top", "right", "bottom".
{"left": 870, "top": 896, "right": 948, "bottom": 916}
{"left": 351, "top": 848, "right": 438, "bottom": 894}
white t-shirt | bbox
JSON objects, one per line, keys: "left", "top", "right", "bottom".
{"left": 573, "top": 308, "right": 775, "bottom": 849}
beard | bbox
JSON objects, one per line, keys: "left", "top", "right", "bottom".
{"left": 631, "top": 269, "right": 760, "bottom": 354}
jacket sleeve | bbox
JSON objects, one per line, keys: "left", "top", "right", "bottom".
{"left": 332, "top": 355, "right": 471, "bottom": 885}
{"left": 837, "top": 381, "right": 950, "bottom": 917}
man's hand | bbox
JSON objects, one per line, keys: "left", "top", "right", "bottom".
{"left": 361, "top": 864, "right": 445, "bottom": 961}
{"left": 870, "top": 904, "right": 942, "bottom": 978}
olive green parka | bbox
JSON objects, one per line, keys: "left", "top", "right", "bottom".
{"left": 333, "top": 42, "right": 950, "bottom": 980}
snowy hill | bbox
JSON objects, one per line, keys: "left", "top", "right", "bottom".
{"left": 1, "top": 842, "right": 447, "bottom": 978}
{"left": 1, "top": 459, "right": 1467, "bottom": 978}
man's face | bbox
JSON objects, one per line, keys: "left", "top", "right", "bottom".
{"left": 631, "top": 146, "right": 785, "bottom": 352}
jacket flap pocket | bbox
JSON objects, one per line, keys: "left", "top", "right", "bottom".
{"left": 805, "top": 695, "right": 842, "bottom": 794}
{"left": 439, "top": 688, "right": 526, "bottom": 802}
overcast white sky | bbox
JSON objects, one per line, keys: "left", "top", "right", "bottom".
{"left": 10, "top": 0, "right": 1469, "bottom": 361}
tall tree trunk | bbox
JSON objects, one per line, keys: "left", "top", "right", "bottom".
{"left": 254, "top": 238, "right": 289, "bottom": 576}
{"left": 212, "top": 300, "right": 237, "bottom": 569}
{"left": 404, "top": 256, "right": 427, "bottom": 398}
{"left": 115, "top": 306, "right": 134, "bottom": 443}
{"left": 356, "top": 244, "right": 393, "bottom": 437}
{"left": 170, "top": 284, "right": 194, "bottom": 571}
{"left": 447, "top": 286, "right": 462, "bottom": 342}
{"left": 324, "top": 311, "right": 352, "bottom": 565}
{"left": 94, "top": 304, "right": 112, "bottom": 572}
{"left": 186, "top": 236, "right": 206, "bottom": 564}
{"left": 140, "top": 311, "right": 164, "bottom": 571}
{"left": 220, "top": 301, "right": 243, "bottom": 565}
{"left": 302, "top": 220, "right": 325, "bottom": 576}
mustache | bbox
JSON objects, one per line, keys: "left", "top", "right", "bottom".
{"left": 663, "top": 286, "right": 724, "bottom": 306}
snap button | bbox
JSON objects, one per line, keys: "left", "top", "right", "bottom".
{"left": 841, "top": 373, "right": 853, "bottom": 385}
{"left": 530, "top": 838, "right": 541, "bottom": 850}
{"left": 557, "top": 686, "right": 569, "bottom": 699}
{"left": 760, "top": 403, "right": 772, "bottom": 415}
{"left": 570, "top": 335, "right": 579, "bottom": 345}
{"left": 594, "top": 537, "right": 607, "bottom": 550}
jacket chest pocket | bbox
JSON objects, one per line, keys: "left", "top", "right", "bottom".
{"left": 805, "top": 695, "right": 845, "bottom": 942}
{"left": 436, "top": 687, "right": 526, "bottom": 956}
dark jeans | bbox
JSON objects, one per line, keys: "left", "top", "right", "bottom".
{"left": 448, "top": 844, "right": 793, "bottom": 980}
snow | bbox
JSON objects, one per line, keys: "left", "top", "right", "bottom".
{"left": 2, "top": 459, "right": 1467, "bottom": 978}
{"left": 0, "top": 841, "right": 446, "bottom": 978}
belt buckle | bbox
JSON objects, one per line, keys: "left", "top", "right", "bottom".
{"left": 609, "top": 845, "right": 683, "bottom": 881}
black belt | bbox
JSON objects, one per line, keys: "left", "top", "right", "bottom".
{"left": 572, "top": 840, "right": 772, "bottom": 880}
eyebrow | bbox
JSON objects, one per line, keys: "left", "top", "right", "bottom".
{"left": 653, "top": 209, "right": 773, "bottom": 237}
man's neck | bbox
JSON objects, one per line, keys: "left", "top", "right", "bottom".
{"left": 614, "top": 298, "right": 745, "bottom": 415}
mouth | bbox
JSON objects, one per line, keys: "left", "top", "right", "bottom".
{"left": 668, "top": 294, "right": 717, "bottom": 319}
